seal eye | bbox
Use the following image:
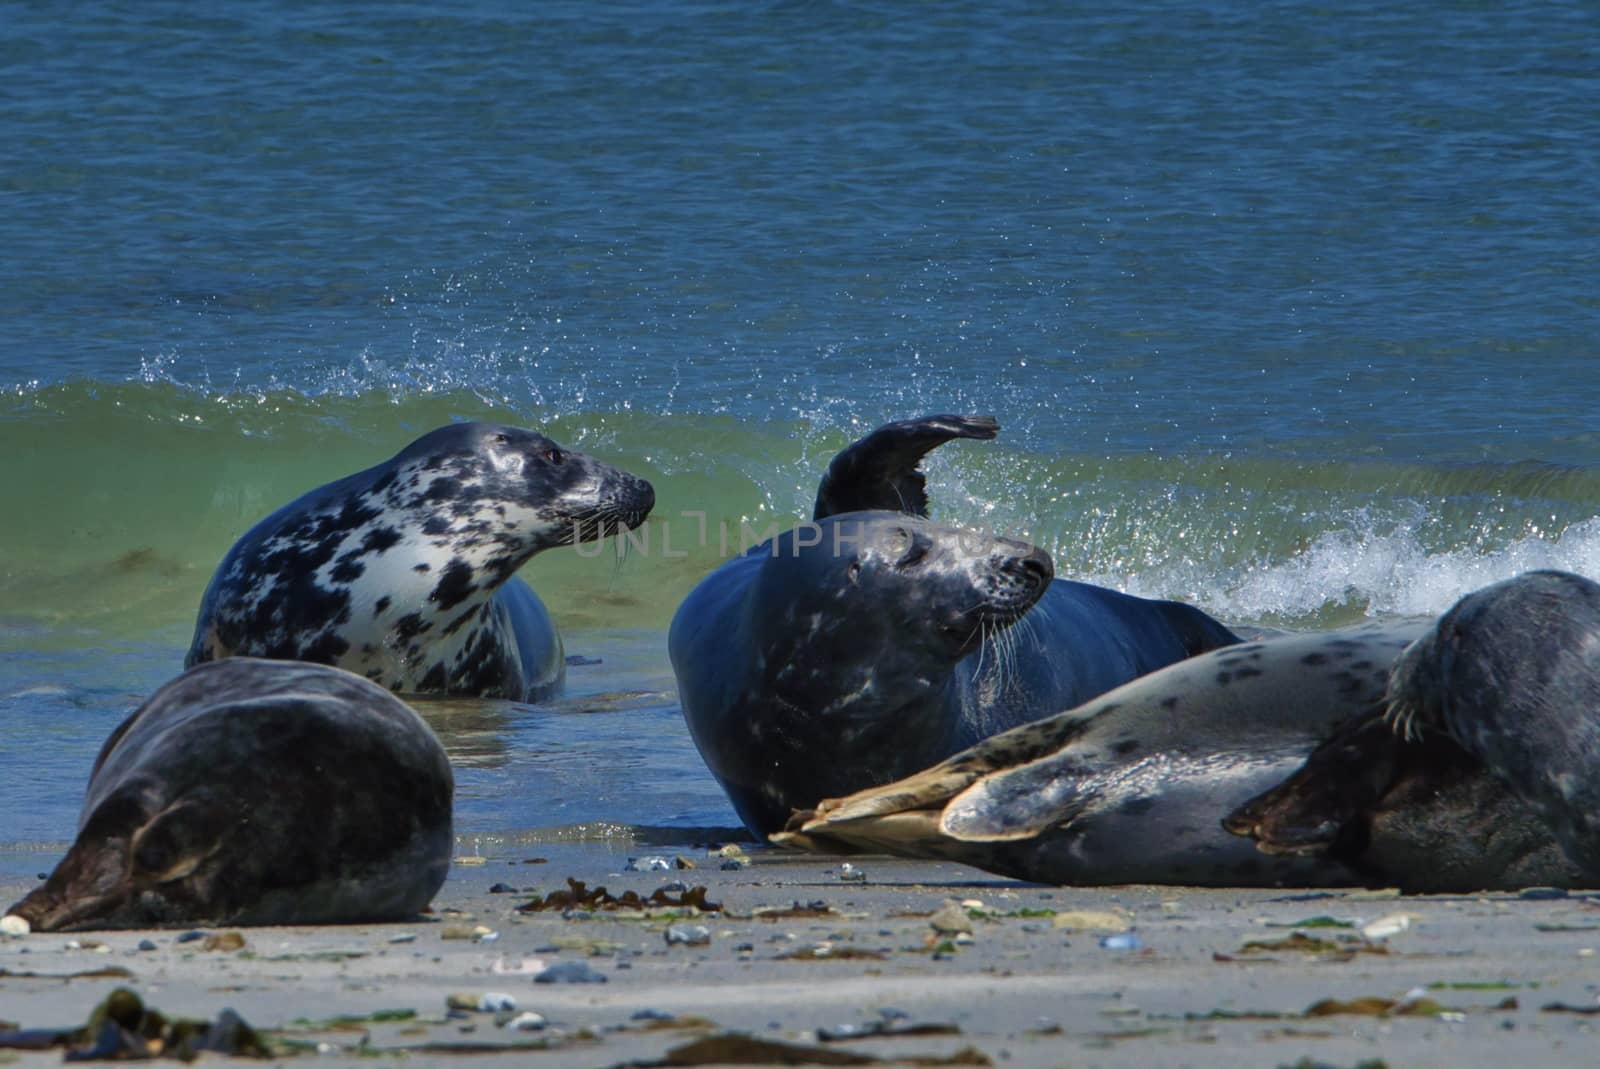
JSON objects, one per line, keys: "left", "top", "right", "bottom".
{"left": 898, "top": 543, "right": 929, "bottom": 570}
{"left": 542, "top": 447, "right": 566, "bottom": 465}
{"left": 492, "top": 433, "right": 510, "bottom": 445}
{"left": 847, "top": 561, "right": 862, "bottom": 583}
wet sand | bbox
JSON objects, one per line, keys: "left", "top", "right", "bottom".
{"left": 4, "top": 845, "right": 1600, "bottom": 1067}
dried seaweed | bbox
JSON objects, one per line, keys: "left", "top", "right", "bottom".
{"left": 517, "top": 878, "right": 721, "bottom": 914}
{"left": 0, "top": 987, "right": 269, "bottom": 1060}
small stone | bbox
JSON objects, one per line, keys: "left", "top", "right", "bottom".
{"left": 388, "top": 932, "right": 418, "bottom": 944}
{"left": 1, "top": 915, "right": 30, "bottom": 938}
{"left": 472, "top": 926, "right": 499, "bottom": 943}
{"left": 1099, "top": 933, "right": 1143, "bottom": 951}
{"left": 440, "top": 924, "right": 476, "bottom": 940}
{"left": 656, "top": 880, "right": 690, "bottom": 894}
{"left": 632, "top": 1009, "right": 676, "bottom": 1022}
{"left": 447, "top": 992, "right": 518, "bottom": 1013}
{"left": 953, "top": 932, "right": 975, "bottom": 946}
{"left": 674, "top": 855, "right": 697, "bottom": 870}
{"left": 536, "top": 960, "right": 608, "bottom": 984}
{"left": 719, "top": 858, "right": 750, "bottom": 871}
{"left": 1519, "top": 887, "right": 1568, "bottom": 901}
{"left": 505, "top": 1011, "right": 546, "bottom": 1031}
{"left": 201, "top": 932, "right": 247, "bottom": 952}
{"left": 137, "top": 939, "right": 158, "bottom": 952}
{"left": 665, "top": 924, "right": 712, "bottom": 947}
{"left": 1361, "top": 913, "right": 1416, "bottom": 940}
{"left": 175, "top": 930, "right": 207, "bottom": 944}
{"left": 929, "top": 903, "right": 973, "bottom": 935}
{"left": 838, "top": 863, "right": 867, "bottom": 883}
{"left": 455, "top": 855, "right": 489, "bottom": 867}
{"left": 1050, "top": 910, "right": 1130, "bottom": 933}
{"left": 625, "top": 856, "right": 672, "bottom": 872}
{"left": 489, "top": 883, "right": 518, "bottom": 894}
{"left": 716, "top": 844, "right": 746, "bottom": 858}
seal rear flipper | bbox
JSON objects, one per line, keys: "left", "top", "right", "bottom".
{"left": 812, "top": 414, "right": 999, "bottom": 521}
{"left": 1222, "top": 711, "right": 1401, "bottom": 857}
{"left": 771, "top": 811, "right": 951, "bottom": 857}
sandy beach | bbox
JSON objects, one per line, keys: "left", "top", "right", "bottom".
{"left": 5, "top": 841, "right": 1600, "bottom": 1067}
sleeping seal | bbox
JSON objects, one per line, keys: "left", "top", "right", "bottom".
{"left": 671, "top": 414, "right": 1240, "bottom": 837}
{"left": 1228, "top": 569, "right": 1596, "bottom": 891}
{"left": 776, "top": 622, "right": 1424, "bottom": 886}
{"left": 186, "top": 422, "right": 654, "bottom": 701}
{"left": 3, "top": 658, "right": 453, "bottom": 932}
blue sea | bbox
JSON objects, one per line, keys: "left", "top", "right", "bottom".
{"left": 3, "top": 2, "right": 1597, "bottom": 879}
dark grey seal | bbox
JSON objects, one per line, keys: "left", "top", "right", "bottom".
{"left": 1229, "top": 569, "right": 1596, "bottom": 891}
{"left": 3, "top": 658, "right": 453, "bottom": 932}
{"left": 185, "top": 422, "right": 654, "bottom": 701}
{"left": 671, "top": 414, "right": 1240, "bottom": 837}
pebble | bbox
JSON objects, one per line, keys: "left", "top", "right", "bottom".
{"left": 505, "top": 1011, "right": 547, "bottom": 1031}
{"left": 632, "top": 1009, "right": 676, "bottom": 1022}
{"left": 1051, "top": 910, "right": 1130, "bottom": 933}
{"left": 1360, "top": 913, "right": 1416, "bottom": 940}
{"left": 535, "top": 961, "right": 608, "bottom": 984}
{"left": 665, "top": 924, "right": 712, "bottom": 947}
{"left": 838, "top": 863, "right": 867, "bottom": 883}
{"left": 715, "top": 844, "right": 746, "bottom": 858}
{"left": 720, "top": 858, "right": 750, "bottom": 871}
{"left": 0, "top": 915, "right": 29, "bottom": 938}
{"left": 387, "top": 932, "right": 418, "bottom": 944}
{"left": 137, "top": 939, "right": 158, "bottom": 952}
{"left": 448, "top": 992, "right": 518, "bottom": 1013}
{"left": 175, "top": 930, "right": 207, "bottom": 944}
{"left": 674, "top": 855, "right": 697, "bottom": 870}
{"left": 657, "top": 880, "right": 690, "bottom": 894}
{"left": 1519, "top": 887, "right": 1568, "bottom": 901}
{"left": 488, "top": 882, "right": 518, "bottom": 894}
{"left": 1099, "top": 933, "right": 1143, "bottom": 951}
{"left": 626, "top": 856, "right": 673, "bottom": 872}
{"left": 929, "top": 903, "right": 973, "bottom": 935}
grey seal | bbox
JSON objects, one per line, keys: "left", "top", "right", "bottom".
{"left": 671, "top": 414, "right": 1240, "bottom": 838}
{"left": 4, "top": 658, "right": 453, "bottom": 931}
{"left": 777, "top": 622, "right": 1423, "bottom": 886}
{"left": 1229, "top": 569, "right": 1595, "bottom": 892}
{"left": 185, "top": 421, "right": 654, "bottom": 701}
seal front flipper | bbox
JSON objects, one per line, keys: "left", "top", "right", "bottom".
{"left": 1223, "top": 711, "right": 1400, "bottom": 857}
{"left": 812, "top": 414, "right": 999, "bottom": 520}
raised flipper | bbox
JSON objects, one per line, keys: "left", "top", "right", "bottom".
{"left": 812, "top": 414, "right": 999, "bottom": 521}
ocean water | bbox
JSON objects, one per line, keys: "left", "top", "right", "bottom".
{"left": 3, "top": 3, "right": 1598, "bottom": 879}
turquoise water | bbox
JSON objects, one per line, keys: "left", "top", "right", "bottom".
{"left": 3, "top": 3, "right": 1598, "bottom": 874}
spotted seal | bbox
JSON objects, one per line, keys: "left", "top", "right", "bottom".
{"left": 670, "top": 414, "right": 1240, "bottom": 838}
{"left": 775, "top": 621, "right": 1429, "bottom": 886}
{"left": 3, "top": 658, "right": 453, "bottom": 932}
{"left": 185, "top": 422, "right": 654, "bottom": 701}
{"left": 1228, "top": 570, "right": 1596, "bottom": 891}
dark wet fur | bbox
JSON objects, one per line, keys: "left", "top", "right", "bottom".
{"left": 1227, "top": 569, "right": 1600, "bottom": 891}
{"left": 7, "top": 659, "right": 453, "bottom": 930}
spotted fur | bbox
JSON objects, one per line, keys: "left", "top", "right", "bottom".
{"left": 776, "top": 622, "right": 1426, "bottom": 887}
{"left": 186, "top": 422, "right": 653, "bottom": 700}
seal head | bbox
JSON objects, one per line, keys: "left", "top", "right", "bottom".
{"left": 5, "top": 659, "right": 453, "bottom": 931}
{"left": 186, "top": 422, "right": 654, "bottom": 700}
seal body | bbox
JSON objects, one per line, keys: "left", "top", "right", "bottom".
{"left": 1231, "top": 569, "right": 1600, "bottom": 891}
{"left": 672, "top": 511, "right": 1239, "bottom": 837}
{"left": 186, "top": 422, "right": 654, "bottom": 701}
{"left": 4, "top": 659, "right": 453, "bottom": 931}
{"left": 778, "top": 622, "right": 1426, "bottom": 887}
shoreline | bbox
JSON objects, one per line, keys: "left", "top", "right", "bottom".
{"left": 5, "top": 845, "right": 1600, "bottom": 1067}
